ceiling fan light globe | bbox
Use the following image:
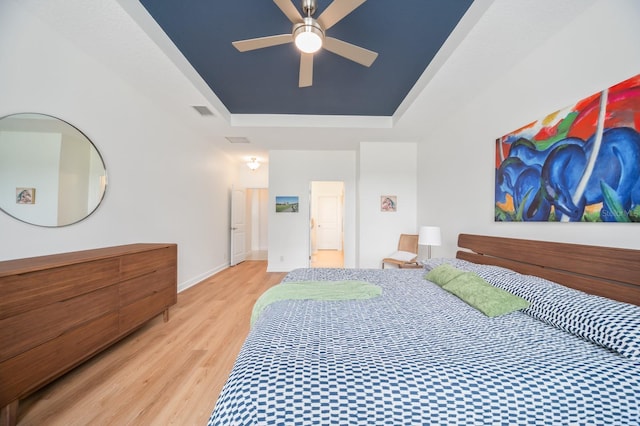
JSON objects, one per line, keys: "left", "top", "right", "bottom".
{"left": 295, "top": 32, "right": 322, "bottom": 53}
{"left": 293, "top": 17, "right": 324, "bottom": 54}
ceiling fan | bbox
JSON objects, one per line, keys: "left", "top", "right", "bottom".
{"left": 232, "top": 0, "right": 378, "bottom": 88}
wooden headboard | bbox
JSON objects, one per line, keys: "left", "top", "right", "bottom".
{"left": 456, "top": 234, "right": 640, "bottom": 306}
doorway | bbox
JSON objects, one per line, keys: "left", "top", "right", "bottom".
{"left": 230, "top": 187, "right": 268, "bottom": 265}
{"left": 246, "top": 188, "right": 268, "bottom": 260}
{"left": 230, "top": 187, "right": 247, "bottom": 266}
{"left": 310, "top": 181, "right": 344, "bottom": 268}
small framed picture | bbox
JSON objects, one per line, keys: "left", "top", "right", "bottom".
{"left": 16, "top": 188, "right": 36, "bottom": 204}
{"left": 276, "top": 196, "right": 299, "bottom": 213}
{"left": 381, "top": 195, "right": 397, "bottom": 212}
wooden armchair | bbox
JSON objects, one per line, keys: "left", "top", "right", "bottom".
{"left": 382, "top": 234, "right": 420, "bottom": 268}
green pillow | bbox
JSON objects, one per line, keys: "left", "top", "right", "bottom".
{"left": 442, "top": 272, "right": 530, "bottom": 317}
{"left": 425, "top": 264, "right": 466, "bottom": 286}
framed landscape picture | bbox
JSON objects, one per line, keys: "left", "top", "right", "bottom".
{"left": 276, "top": 196, "right": 299, "bottom": 213}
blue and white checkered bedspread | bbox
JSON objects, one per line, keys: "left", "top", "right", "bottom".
{"left": 208, "top": 268, "right": 640, "bottom": 425}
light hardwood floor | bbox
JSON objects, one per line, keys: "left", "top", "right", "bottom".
{"left": 10, "top": 261, "right": 286, "bottom": 426}
{"left": 311, "top": 250, "right": 344, "bottom": 268}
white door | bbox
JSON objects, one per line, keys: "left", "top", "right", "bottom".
{"left": 316, "top": 195, "right": 341, "bottom": 249}
{"left": 230, "top": 187, "right": 246, "bottom": 266}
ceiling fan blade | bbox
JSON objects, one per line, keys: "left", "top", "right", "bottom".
{"left": 273, "top": 0, "right": 303, "bottom": 24}
{"left": 299, "top": 53, "right": 313, "bottom": 87}
{"left": 232, "top": 34, "right": 293, "bottom": 52}
{"left": 317, "top": 0, "right": 367, "bottom": 30}
{"left": 323, "top": 37, "right": 378, "bottom": 67}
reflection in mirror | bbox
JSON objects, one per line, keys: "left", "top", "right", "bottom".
{"left": 0, "top": 113, "right": 107, "bottom": 227}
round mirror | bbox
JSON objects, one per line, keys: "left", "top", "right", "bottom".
{"left": 0, "top": 113, "right": 107, "bottom": 227}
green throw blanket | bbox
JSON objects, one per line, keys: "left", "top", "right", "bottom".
{"left": 251, "top": 280, "right": 382, "bottom": 326}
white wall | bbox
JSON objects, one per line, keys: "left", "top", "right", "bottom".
{"left": 0, "top": 0, "right": 236, "bottom": 290}
{"left": 257, "top": 189, "right": 269, "bottom": 251}
{"left": 268, "top": 151, "right": 357, "bottom": 271}
{"left": 359, "top": 142, "right": 418, "bottom": 268}
{"left": 417, "top": 0, "right": 640, "bottom": 257}
{"left": 237, "top": 162, "right": 268, "bottom": 189}
{"left": 268, "top": 144, "right": 417, "bottom": 271}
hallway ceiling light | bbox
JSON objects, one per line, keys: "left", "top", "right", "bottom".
{"left": 246, "top": 157, "right": 260, "bottom": 171}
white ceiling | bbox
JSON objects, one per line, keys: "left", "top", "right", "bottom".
{"left": 17, "top": 0, "right": 598, "bottom": 165}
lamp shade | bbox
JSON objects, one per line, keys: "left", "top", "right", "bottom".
{"left": 418, "top": 226, "right": 441, "bottom": 246}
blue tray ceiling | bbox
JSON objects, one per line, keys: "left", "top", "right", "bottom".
{"left": 140, "top": 0, "right": 474, "bottom": 116}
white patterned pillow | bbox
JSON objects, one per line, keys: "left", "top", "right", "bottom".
{"left": 423, "top": 259, "right": 640, "bottom": 360}
{"left": 473, "top": 266, "right": 640, "bottom": 361}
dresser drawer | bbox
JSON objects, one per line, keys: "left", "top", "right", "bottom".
{"left": 119, "top": 265, "right": 176, "bottom": 307}
{"left": 119, "top": 286, "right": 176, "bottom": 332}
{"left": 0, "top": 258, "right": 120, "bottom": 320}
{"left": 0, "top": 312, "right": 119, "bottom": 406}
{"left": 0, "top": 286, "right": 119, "bottom": 363}
{"left": 119, "top": 246, "right": 176, "bottom": 281}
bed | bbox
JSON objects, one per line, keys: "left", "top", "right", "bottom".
{"left": 208, "top": 234, "right": 640, "bottom": 425}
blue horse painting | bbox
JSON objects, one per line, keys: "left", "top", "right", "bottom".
{"left": 495, "top": 73, "right": 640, "bottom": 222}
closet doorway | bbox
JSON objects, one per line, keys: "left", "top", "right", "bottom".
{"left": 230, "top": 187, "right": 268, "bottom": 265}
{"left": 309, "top": 181, "right": 344, "bottom": 268}
{"left": 245, "top": 188, "right": 268, "bottom": 261}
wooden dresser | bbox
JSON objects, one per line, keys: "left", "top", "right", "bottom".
{"left": 0, "top": 243, "right": 177, "bottom": 426}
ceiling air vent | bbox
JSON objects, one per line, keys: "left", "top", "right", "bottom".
{"left": 225, "top": 136, "right": 251, "bottom": 144}
{"left": 192, "top": 105, "right": 214, "bottom": 116}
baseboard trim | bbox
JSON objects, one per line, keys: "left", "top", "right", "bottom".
{"left": 178, "top": 263, "right": 228, "bottom": 293}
